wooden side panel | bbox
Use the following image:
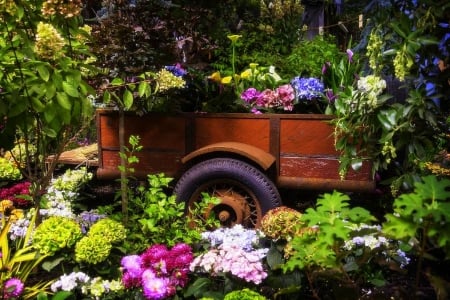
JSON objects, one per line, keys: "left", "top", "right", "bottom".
{"left": 97, "top": 112, "right": 186, "bottom": 176}
{"left": 194, "top": 117, "right": 271, "bottom": 152}
{"left": 278, "top": 118, "right": 373, "bottom": 186}
{"left": 280, "top": 119, "right": 336, "bottom": 155}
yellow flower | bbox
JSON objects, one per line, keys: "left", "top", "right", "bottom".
{"left": 208, "top": 71, "right": 222, "bottom": 83}
{"left": 0, "top": 200, "right": 14, "bottom": 213}
{"left": 240, "top": 69, "right": 252, "bottom": 79}
{"left": 249, "top": 63, "right": 259, "bottom": 70}
{"left": 227, "top": 34, "right": 242, "bottom": 43}
{"left": 9, "top": 209, "right": 24, "bottom": 222}
{"left": 221, "top": 76, "right": 233, "bottom": 84}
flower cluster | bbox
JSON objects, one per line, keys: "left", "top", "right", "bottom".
{"left": 200, "top": 224, "right": 260, "bottom": 251}
{"left": 34, "top": 22, "right": 66, "bottom": 60}
{"left": 0, "top": 181, "right": 31, "bottom": 208}
{"left": 33, "top": 216, "right": 82, "bottom": 256}
{"left": 190, "top": 225, "right": 268, "bottom": 284}
{"left": 121, "top": 243, "right": 193, "bottom": 300}
{"left": 0, "top": 199, "right": 24, "bottom": 224}
{"left": 155, "top": 69, "right": 186, "bottom": 92}
{"left": 342, "top": 224, "right": 411, "bottom": 269}
{"left": 75, "top": 218, "right": 126, "bottom": 264}
{"left": 290, "top": 77, "right": 325, "bottom": 101}
{"left": 2, "top": 277, "right": 24, "bottom": 299}
{"left": 0, "top": 157, "right": 22, "bottom": 181}
{"left": 51, "top": 271, "right": 123, "bottom": 298}
{"left": 76, "top": 210, "right": 106, "bottom": 234}
{"left": 260, "top": 206, "right": 303, "bottom": 241}
{"left": 40, "top": 167, "right": 93, "bottom": 218}
{"left": 356, "top": 75, "right": 387, "bottom": 108}
{"left": 223, "top": 288, "right": 266, "bottom": 300}
{"left": 241, "top": 85, "right": 295, "bottom": 113}
{"left": 41, "top": 0, "right": 82, "bottom": 18}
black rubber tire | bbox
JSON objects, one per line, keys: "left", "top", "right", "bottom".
{"left": 174, "top": 158, "right": 282, "bottom": 227}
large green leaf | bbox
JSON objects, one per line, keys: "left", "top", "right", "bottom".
{"left": 56, "top": 92, "right": 72, "bottom": 110}
{"left": 123, "top": 89, "right": 133, "bottom": 110}
{"left": 36, "top": 64, "right": 50, "bottom": 82}
{"left": 62, "top": 81, "right": 79, "bottom": 97}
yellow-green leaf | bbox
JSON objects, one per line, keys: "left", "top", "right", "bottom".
{"left": 56, "top": 92, "right": 72, "bottom": 110}
{"left": 31, "top": 97, "right": 46, "bottom": 112}
{"left": 62, "top": 81, "right": 79, "bottom": 97}
{"left": 37, "top": 65, "right": 50, "bottom": 82}
{"left": 123, "top": 89, "right": 133, "bottom": 110}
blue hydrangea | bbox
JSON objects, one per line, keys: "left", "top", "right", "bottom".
{"left": 200, "top": 224, "right": 260, "bottom": 252}
{"left": 290, "top": 77, "right": 324, "bottom": 101}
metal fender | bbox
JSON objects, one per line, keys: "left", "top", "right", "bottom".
{"left": 181, "top": 142, "right": 276, "bottom": 171}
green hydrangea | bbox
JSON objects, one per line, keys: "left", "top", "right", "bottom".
{"left": 224, "top": 288, "right": 266, "bottom": 300}
{"left": 0, "top": 157, "right": 22, "bottom": 181}
{"left": 51, "top": 167, "right": 93, "bottom": 192}
{"left": 74, "top": 218, "right": 126, "bottom": 264}
{"left": 88, "top": 218, "right": 126, "bottom": 243}
{"left": 33, "top": 216, "right": 82, "bottom": 255}
{"left": 75, "top": 235, "right": 112, "bottom": 264}
{"left": 260, "top": 206, "right": 303, "bottom": 241}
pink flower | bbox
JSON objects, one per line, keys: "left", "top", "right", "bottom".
{"left": 257, "top": 89, "right": 279, "bottom": 108}
{"left": 142, "top": 269, "right": 169, "bottom": 300}
{"left": 241, "top": 88, "right": 261, "bottom": 104}
{"left": 276, "top": 84, "right": 295, "bottom": 111}
{"left": 121, "top": 255, "right": 143, "bottom": 278}
{"left": 141, "top": 244, "right": 169, "bottom": 268}
{"left": 3, "top": 278, "right": 24, "bottom": 299}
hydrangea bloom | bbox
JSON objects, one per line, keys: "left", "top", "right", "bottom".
{"left": 200, "top": 224, "right": 259, "bottom": 252}
{"left": 190, "top": 244, "right": 268, "bottom": 284}
{"left": 290, "top": 77, "right": 324, "bottom": 101}
{"left": 192, "top": 225, "right": 269, "bottom": 284}
{"left": 51, "top": 272, "right": 91, "bottom": 292}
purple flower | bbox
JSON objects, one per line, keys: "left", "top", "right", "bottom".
{"left": 165, "top": 63, "right": 187, "bottom": 77}
{"left": 3, "top": 278, "right": 24, "bottom": 299}
{"left": 141, "top": 244, "right": 169, "bottom": 268}
{"left": 325, "top": 89, "right": 337, "bottom": 103}
{"left": 251, "top": 108, "right": 262, "bottom": 114}
{"left": 240, "top": 88, "right": 261, "bottom": 104}
{"left": 322, "top": 61, "right": 331, "bottom": 74}
{"left": 121, "top": 255, "right": 143, "bottom": 278}
{"left": 142, "top": 269, "right": 169, "bottom": 300}
{"left": 346, "top": 49, "right": 354, "bottom": 63}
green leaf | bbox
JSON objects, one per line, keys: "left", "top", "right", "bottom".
{"left": 62, "top": 81, "right": 79, "bottom": 97}
{"left": 56, "top": 92, "right": 72, "bottom": 110}
{"left": 111, "top": 78, "right": 124, "bottom": 86}
{"left": 42, "top": 256, "right": 65, "bottom": 272}
{"left": 103, "top": 91, "right": 111, "bottom": 104}
{"left": 31, "top": 97, "right": 46, "bottom": 112}
{"left": 123, "top": 89, "right": 133, "bottom": 110}
{"left": 37, "top": 65, "right": 50, "bottom": 82}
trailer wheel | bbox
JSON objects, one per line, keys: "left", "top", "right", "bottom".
{"left": 174, "top": 158, "right": 281, "bottom": 228}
